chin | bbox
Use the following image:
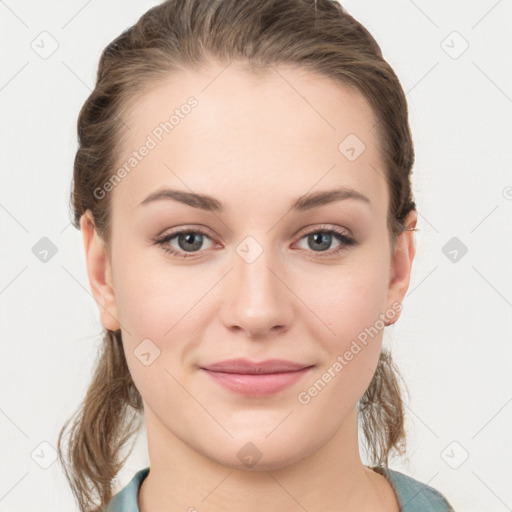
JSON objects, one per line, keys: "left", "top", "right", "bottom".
{"left": 200, "top": 432, "right": 316, "bottom": 473}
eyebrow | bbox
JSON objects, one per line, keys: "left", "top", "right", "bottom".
{"left": 137, "top": 186, "right": 370, "bottom": 212}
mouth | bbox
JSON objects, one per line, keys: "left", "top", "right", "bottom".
{"left": 199, "top": 358, "right": 315, "bottom": 397}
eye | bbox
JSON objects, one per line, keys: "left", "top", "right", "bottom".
{"left": 294, "top": 225, "right": 357, "bottom": 256}
{"left": 153, "top": 227, "right": 216, "bottom": 258}
{"left": 152, "top": 224, "right": 357, "bottom": 259}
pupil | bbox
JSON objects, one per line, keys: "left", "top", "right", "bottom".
{"left": 310, "top": 233, "right": 330, "bottom": 251}
{"left": 180, "top": 233, "right": 202, "bottom": 251}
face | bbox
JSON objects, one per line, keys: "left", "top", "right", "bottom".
{"left": 82, "top": 62, "right": 416, "bottom": 471}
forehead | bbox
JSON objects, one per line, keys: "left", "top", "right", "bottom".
{"left": 111, "top": 62, "right": 388, "bottom": 216}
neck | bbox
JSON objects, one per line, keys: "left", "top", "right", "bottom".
{"left": 138, "top": 407, "right": 398, "bottom": 512}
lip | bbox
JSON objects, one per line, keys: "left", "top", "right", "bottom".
{"left": 199, "top": 358, "right": 314, "bottom": 397}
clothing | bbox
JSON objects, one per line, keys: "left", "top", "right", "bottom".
{"left": 107, "top": 465, "right": 454, "bottom": 511}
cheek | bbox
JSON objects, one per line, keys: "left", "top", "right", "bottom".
{"left": 295, "top": 271, "right": 389, "bottom": 415}
{"left": 303, "top": 253, "right": 390, "bottom": 393}
{"left": 112, "top": 227, "right": 391, "bottom": 355}
{"left": 113, "top": 232, "right": 391, "bottom": 346}
{"left": 111, "top": 238, "right": 198, "bottom": 335}
{"left": 112, "top": 256, "right": 203, "bottom": 407}
{"left": 111, "top": 246, "right": 219, "bottom": 391}
{"left": 308, "top": 256, "right": 390, "bottom": 342}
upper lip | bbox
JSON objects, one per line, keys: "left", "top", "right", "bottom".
{"left": 200, "top": 358, "right": 313, "bottom": 374}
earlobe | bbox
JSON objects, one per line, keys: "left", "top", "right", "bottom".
{"left": 385, "top": 211, "right": 418, "bottom": 324}
{"left": 80, "top": 211, "right": 120, "bottom": 331}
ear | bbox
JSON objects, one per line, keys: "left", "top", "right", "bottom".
{"left": 385, "top": 210, "right": 417, "bottom": 324}
{"left": 80, "top": 211, "right": 120, "bottom": 331}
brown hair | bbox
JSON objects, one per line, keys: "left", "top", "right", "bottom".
{"left": 58, "top": 0, "right": 416, "bottom": 510}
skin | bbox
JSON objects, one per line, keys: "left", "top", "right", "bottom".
{"left": 81, "top": 62, "right": 417, "bottom": 511}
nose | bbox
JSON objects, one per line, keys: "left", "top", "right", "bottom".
{"left": 218, "top": 237, "right": 294, "bottom": 340}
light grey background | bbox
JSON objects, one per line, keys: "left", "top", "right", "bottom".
{"left": 1, "top": 1, "right": 511, "bottom": 511}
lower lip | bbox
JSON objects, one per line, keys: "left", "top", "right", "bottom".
{"left": 200, "top": 367, "right": 313, "bottom": 397}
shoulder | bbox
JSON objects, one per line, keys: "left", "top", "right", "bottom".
{"left": 105, "top": 465, "right": 455, "bottom": 511}
{"left": 372, "top": 466, "right": 455, "bottom": 512}
{"left": 106, "top": 467, "right": 150, "bottom": 512}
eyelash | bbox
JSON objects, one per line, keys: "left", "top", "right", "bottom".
{"left": 153, "top": 225, "right": 357, "bottom": 259}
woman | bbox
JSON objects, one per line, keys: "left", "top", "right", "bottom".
{"left": 58, "top": 0, "right": 454, "bottom": 510}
